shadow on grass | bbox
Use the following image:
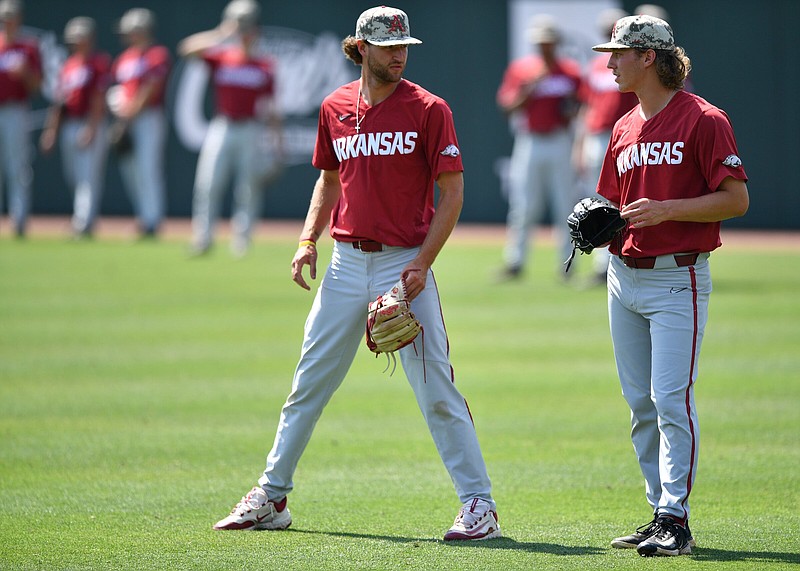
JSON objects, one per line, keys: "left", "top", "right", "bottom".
{"left": 287, "top": 529, "right": 603, "bottom": 555}
{"left": 690, "top": 548, "right": 800, "bottom": 564}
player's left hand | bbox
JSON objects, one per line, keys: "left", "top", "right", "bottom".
{"left": 400, "top": 263, "right": 427, "bottom": 301}
{"left": 621, "top": 198, "right": 669, "bottom": 228}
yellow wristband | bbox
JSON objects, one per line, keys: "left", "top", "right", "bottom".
{"left": 299, "top": 239, "right": 316, "bottom": 248}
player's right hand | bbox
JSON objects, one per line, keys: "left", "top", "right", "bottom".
{"left": 291, "top": 244, "right": 317, "bottom": 290}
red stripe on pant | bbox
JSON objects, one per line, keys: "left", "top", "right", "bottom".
{"left": 680, "top": 266, "right": 699, "bottom": 521}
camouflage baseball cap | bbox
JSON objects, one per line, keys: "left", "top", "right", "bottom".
{"left": 592, "top": 14, "right": 674, "bottom": 52}
{"left": 355, "top": 6, "right": 422, "bottom": 46}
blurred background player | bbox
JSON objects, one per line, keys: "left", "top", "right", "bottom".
{"left": 634, "top": 4, "right": 670, "bottom": 21}
{"left": 572, "top": 8, "right": 638, "bottom": 284}
{"left": 109, "top": 8, "right": 170, "bottom": 238}
{"left": 39, "top": 17, "right": 111, "bottom": 239}
{"left": 496, "top": 14, "right": 581, "bottom": 281}
{"left": 179, "top": 0, "right": 283, "bottom": 257}
{"left": 0, "top": 0, "right": 41, "bottom": 237}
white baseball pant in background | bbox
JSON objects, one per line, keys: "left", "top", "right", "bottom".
{"left": 0, "top": 102, "right": 33, "bottom": 235}
{"left": 191, "top": 116, "right": 269, "bottom": 252}
{"left": 504, "top": 128, "right": 577, "bottom": 272}
{"left": 117, "top": 108, "right": 167, "bottom": 234}
{"left": 60, "top": 118, "right": 108, "bottom": 235}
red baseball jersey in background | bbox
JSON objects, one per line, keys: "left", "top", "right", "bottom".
{"left": 496, "top": 55, "right": 581, "bottom": 134}
{"left": 202, "top": 45, "right": 275, "bottom": 120}
{"left": 580, "top": 54, "right": 638, "bottom": 134}
{"left": 58, "top": 52, "right": 112, "bottom": 118}
{"left": 112, "top": 44, "right": 171, "bottom": 108}
{"left": 0, "top": 35, "right": 41, "bottom": 103}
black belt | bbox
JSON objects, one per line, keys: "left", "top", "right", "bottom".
{"left": 351, "top": 240, "right": 384, "bottom": 252}
{"left": 620, "top": 253, "right": 700, "bottom": 269}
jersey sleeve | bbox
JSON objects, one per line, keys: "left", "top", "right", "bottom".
{"left": 423, "top": 98, "right": 463, "bottom": 177}
{"left": 596, "top": 138, "right": 620, "bottom": 204}
{"left": 694, "top": 108, "right": 748, "bottom": 191}
{"left": 496, "top": 59, "right": 525, "bottom": 108}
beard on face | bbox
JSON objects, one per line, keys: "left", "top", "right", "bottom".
{"left": 367, "top": 56, "right": 403, "bottom": 84}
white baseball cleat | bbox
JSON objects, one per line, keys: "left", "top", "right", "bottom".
{"left": 213, "top": 486, "right": 292, "bottom": 531}
{"left": 443, "top": 498, "right": 501, "bottom": 541}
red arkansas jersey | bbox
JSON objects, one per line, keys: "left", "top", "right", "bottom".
{"left": 202, "top": 45, "right": 275, "bottom": 120}
{"left": 580, "top": 54, "right": 637, "bottom": 134}
{"left": 496, "top": 55, "right": 581, "bottom": 134}
{"left": 57, "top": 51, "right": 112, "bottom": 118}
{"left": 313, "top": 79, "right": 463, "bottom": 247}
{"left": 0, "top": 34, "right": 41, "bottom": 103}
{"left": 598, "top": 90, "right": 748, "bottom": 257}
{"left": 112, "top": 44, "right": 171, "bottom": 108}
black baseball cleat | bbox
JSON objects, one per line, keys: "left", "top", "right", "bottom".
{"left": 613, "top": 516, "right": 696, "bottom": 550}
{"left": 636, "top": 515, "right": 693, "bottom": 556}
{"left": 611, "top": 517, "right": 659, "bottom": 549}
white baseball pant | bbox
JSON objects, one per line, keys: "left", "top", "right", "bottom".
{"left": 608, "top": 254, "right": 711, "bottom": 522}
{"left": 117, "top": 108, "right": 167, "bottom": 234}
{"left": 60, "top": 118, "right": 108, "bottom": 234}
{"left": 504, "top": 128, "right": 577, "bottom": 271}
{"left": 191, "top": 116, "right": 266, "bottom": 250}
{"left": 0, "top": 102, "right": 33, "bottom": 235}
{"left": 258, "top": 241, "right": 496, "bottom": 509}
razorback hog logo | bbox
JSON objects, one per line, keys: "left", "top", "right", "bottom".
{"left": 722, "top": 154, "right": 742, "bottom": 168}
{"left": 388, "top": 15, "right": 406, "bottom": 33}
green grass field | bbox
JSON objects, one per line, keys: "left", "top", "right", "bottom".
{"left": 1, "top": 228, "right": 798, "bottom": 570}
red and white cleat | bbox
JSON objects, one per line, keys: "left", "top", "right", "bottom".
{"left": 213, "top": 486, "right": 292, "bottom": 531}
{"left": 443, "top": 498, "right": 501, "bottom": 541}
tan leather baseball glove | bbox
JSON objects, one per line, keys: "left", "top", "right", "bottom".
{"left": 365, "top": 279, "right": 422, "bottom": 356}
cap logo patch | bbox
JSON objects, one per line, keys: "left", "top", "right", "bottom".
{"left": 388, "top": 15, "right": 406, "bottom": 33}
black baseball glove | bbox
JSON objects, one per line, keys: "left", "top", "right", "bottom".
{"left": 564, "top": 197, "right": 626, "bottom": 272}
{"left": 109, "top": 121, "right": 133, "bottom": 156}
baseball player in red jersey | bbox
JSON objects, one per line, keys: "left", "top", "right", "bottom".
{"left": 180, "top": 0, "right": 283, "bottom": 257}
{"left": 496, "top": 14, "right": 582, "bottom": 279}
{"left": 593, "top": 15, "right": 749, "bottom": 556}
{"left": 213, "top": 6, "right": 500, "bottom": 541}
{"left": 0, "top": 0, "right": 41, "bottom": 237}
{"left": 110, "top": 8, "right": 171, "bottom": 238}
{"left": 40, "top": 17, "right": 111, "bottom": 238}
{"left": 573, "top": 8, "right": 638, "bottom": 283}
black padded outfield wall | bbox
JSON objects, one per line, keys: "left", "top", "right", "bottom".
{"left": 17, "top": 0, "right": 798, "bottom": 229}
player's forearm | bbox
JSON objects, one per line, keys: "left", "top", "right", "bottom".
{"left": 415, "top": 173, "right": 463, "bottom": 268}
{"left": 178, "top": 26, "right": 233, "bottom": 57}
{"left": 621, "top": 178, "right": 749, "bottom": 228}
{"left": 662, "top": 180, "right": 749, "bottom": 223}
{"left": 42, "top": 103, "right": 63, "bottom": 132}
{"left": 300, "top": 170, "right": 340, "bottom": 241}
